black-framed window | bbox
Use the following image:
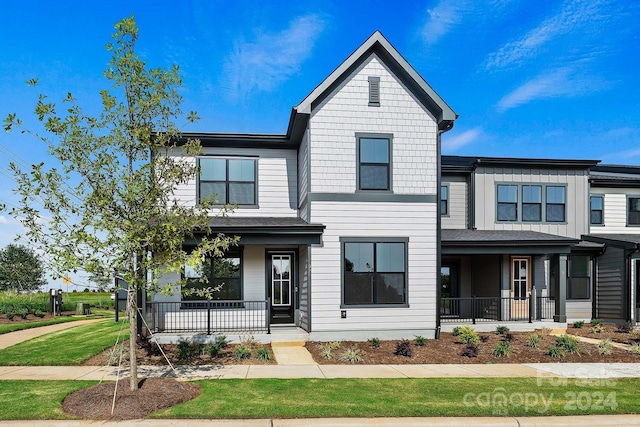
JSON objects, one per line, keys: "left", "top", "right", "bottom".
{"left": 497, "top": 185, "right": 518, "bottom": 221}
{"left": 590, "top": 196, "right": 604, "bottom": 225}
{"left": 183, "top": 253, "right": 242, "bottom": 301}
{"left": 568, "top": 255, "right": 590, "bottom": 300}
{"left": 546, "top": 186, "right": 566, "bottom": 222}
{"left": 628, "top": 197, "right": 640, "bottom": 226}
{"left": 358, "top": 137, "right": 390, "bottom": 191}
{"left": 440, "top": 185, "right": 449, "bottom": 215}
{"left": 343, "top": 241, "right": 406, "bottom": 306}
{"left": 522, "top": 185, "right": 542, "bottom": 222}
{"left": 199, "top": 158, "right": 256, "bottom": 205}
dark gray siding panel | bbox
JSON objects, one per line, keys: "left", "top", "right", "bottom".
{"left": 596, "top": 246, "right": 625, "bottom": 320}
{"left": 299, "top": 245, "right": 309, "bottom": 331}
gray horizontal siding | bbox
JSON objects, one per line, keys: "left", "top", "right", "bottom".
{"left": 596, "top": 246, "right": 625, "bottom": 320}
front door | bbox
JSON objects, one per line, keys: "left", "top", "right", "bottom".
{"left": 511, "top": 257, "right": 530, "bottom": 319}
{"left": 267, "top": 251, "right": 295, "bottom": 324}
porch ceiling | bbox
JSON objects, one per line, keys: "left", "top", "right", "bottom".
{"left": 187, "top": 216, "right": 326, "bottom": 245}
{"left": 441, "top": 229, "right": 578, "bottom": 255}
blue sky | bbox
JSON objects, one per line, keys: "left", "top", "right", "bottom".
{"left": 0, "top": 0, "right": 639, "bottom": 287}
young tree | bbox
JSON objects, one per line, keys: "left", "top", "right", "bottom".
{"left": 4, "top": 16, "right": 235, "bottom": 390}
{"left": 0, "top": 244, "right": 47, "bottom": 292}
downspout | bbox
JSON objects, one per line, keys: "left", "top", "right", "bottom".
{"left": 469, "top": 165, "right": 476, "bottom": 230}
{"left": 626, "top": 245, "right": 640, "bottom": 322}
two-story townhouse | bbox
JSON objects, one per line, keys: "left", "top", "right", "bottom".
{"left": 584, "top": 164, "right": 640, "bottom": 324}
{"left": 149, "top": 31, "right": 457, "bottom": 340}
{"left": 440, "top": 155, "right": 602, "bottom": 327}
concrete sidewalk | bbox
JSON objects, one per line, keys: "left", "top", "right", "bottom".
{"left": 0, "top": 318, "right": 108, "bottom": 350}
{"left": 2, "top": 415, "right": 640, "bottom": 426}
{"left": 1, "top": 362, "right": 638, "bottom": 381}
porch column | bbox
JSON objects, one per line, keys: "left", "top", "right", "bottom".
{"left": 554, "top": 254, "right": 567, "bottom": 323}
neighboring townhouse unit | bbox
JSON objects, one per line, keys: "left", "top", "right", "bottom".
{"left": 149, "top": 31, "right": 457, "bottom": 340}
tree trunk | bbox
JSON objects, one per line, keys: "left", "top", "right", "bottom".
{"left": 128, "top": 286, "right": 138, "bottom": 390}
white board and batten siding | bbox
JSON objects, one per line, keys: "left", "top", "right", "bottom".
{"left": 305, "top": 53, "right": 440, "bottom": 337}
{"left": 474, "top": 167, "right": 590, "bottom": 238}
{"left": 171, "top": 147, "right": 298, "bottom": 218}
{"left": 590, "top": 187, "right": 640, "bottom": 234}
{"left": 441, "top": 175, "right": 467, "bottom": 229}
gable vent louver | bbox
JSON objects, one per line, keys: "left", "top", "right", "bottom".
{"left": 368, "top": 76, "right": 380, "bottom": 106}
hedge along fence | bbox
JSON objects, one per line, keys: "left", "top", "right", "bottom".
{"left": 0, "top": 292, "right": 76, "bottom": 320}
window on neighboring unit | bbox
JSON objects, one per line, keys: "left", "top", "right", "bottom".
{"left": 368, "top": 76, "right": 380, "bottom": 106}
{"left": 628, "top": 197, "right": 640, "bottom": 226}
{"left": 497, "top": 185, "right": 518, "bottom": 221}
{"left": 590, "top": 196, "right": 604, "bottom": 225}
{"left": 343, "top": 240, "right": 406, "bottom": 306}
{"left": 546, "top": 186, "right": 566, "bottom": 222}
{"left": 198, "top": 158, "right": 257, "bottom": 205}
{"left": 358, "top": 136, "right": 391, "bottom": 191}
{"left": 522, "top": 185, "right": 542, "bottom": 222}
{"left": 440, "top": 185, "right": 449, "bottom": 216}
{"left": 183, "top": 253, "right": 242, "bottom": 301}
{"left": 568, "top": 255, "right": 590, "bottom": 299}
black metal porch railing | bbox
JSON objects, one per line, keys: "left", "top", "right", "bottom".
{"left": 440, "top": 296, "right": 556, "bottom": 324}
{"left": 146, "top": 299, "right": 271, "bottom": 334}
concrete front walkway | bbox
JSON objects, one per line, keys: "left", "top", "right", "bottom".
{"left": 0, "top": 318, "right": 108, "bottom": 350}
{"left": 1, "top": 362, "right": 639, "bottom": 381}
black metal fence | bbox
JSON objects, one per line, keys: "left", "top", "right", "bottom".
{"left": 440, "top": 296, "right": 556, "bottom": 324}
{"left": 146, "top": 299, "right": 271, "bottom": 334}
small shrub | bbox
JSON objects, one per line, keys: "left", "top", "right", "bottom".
{"left": 615, "top": 322, "right": 632, "bottom": 333}
{"left": 177, "top": 340, "right": 196, "bottom": 361}
{"left": 456, "top": 326, "right": 480, "bottom": 345}
{"left": 452, "top": 326, "right": 463, "bottom": 336}
{"left": 591, "top": 324, "right": 603, "bottom": 334}
{"left": 368, "top": 337, "right": 381, "bottom": 348}
{"left": 479, "top": 335, "right": 489, "bottom": 343}
{"left": 34, "top": 309, "right": 46, "bottom": 318}
{"left": 318, "top": 343, "right": 334, "bottom": 360}
{"left": 414, "top": 335, "right": 428, "bottom": 347}
{"left": 630, "top": 330, "right": 640, "bottom": 342}
{"left": 203, "top": 343, "right": 222, "bottom": 357}
{"left": 503, "top": 333, "right": 515, "bottom": 342}
{"left": 528, "top": 333, "right": 541, "bottom": 348}
{"left": 539, "top": 327, "right": 552, "bottom": 336}
{"left": 15, "top": 307, "right": 29, "bottom": 320}
{"left": 5, "top": 308, "right": 15, "bottom": 321}
{"left": 215, "top": 335, "right": 229, "bottom": 348}
{"left": 573, "top": 320, "right": 585, "bottom": 329}
{"left": 339, "top": 347, "right": 365, "bottom": 364}
{"left": 460, "top": 343, "right": 479, "bottom": 358}
{"left": 328, "top": 341, "right": 342, "bottom": 350}
{"left": 597, "top": 339, "right": 613, "bottom": 355}
{"left": 233, "top": 344, "right": 252, "bottom": 360}
{"left": 547, "top": 345, "right": 565, "bottom": 358}
{"left": 555, "top": 334, "right": 580, "bottom": 354}
{"left": 394, "top": 339, "right": 412, "bottom": 357}
{"left": 493, "top": 341, "right": 511, "bottom": 357}
{"left": 630, "top": 343, "right": 640, "bottom": 355}
{"left": 495, "top": 325, "right": 510, "bottom": 335}
{"left": 240, "top": 335, "right": 260, "bottom": 348}
{"left": 256, "top": 346, "right": 271, "bottom": 361}
{"left": 591, "top": 318, "right": 604, "bottom": 327}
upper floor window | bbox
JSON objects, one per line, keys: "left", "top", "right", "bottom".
{"left": 546, "top": 186, "right": 566, "bottom": 222}
{"left": 628, "top": 197, "right": 640, "bottom": 226}
{"left": 590, "top": 196, "right": 604, "bottom": 225}
{"left": 440, "top": 185, "right": 449, "bottom": 216}
{"left": 357, "top": 135, "right": 391, "bottom": 191}
{"left": 198, "top": 158, "right": 257, "bottom": 206}
{"left": 496, "top": 183, "right": 567, "bottom": 223}
{"left": 342, "top": 239, "right": 407, "bottom": 306}
{"left": 522, "top": 185, "right": 542, "bottom": 222}
{"left": 497, "top": 185, "right": 518, "bottom": 221}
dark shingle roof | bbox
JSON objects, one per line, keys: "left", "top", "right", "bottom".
{"left": 585, "top": 234, "right": 640, "bottom": 246}
{"left": 207, "top": 216, "right": 324, "bottom": 229}
{"left": 442, "top": 229, "right": 577, "bottom": 244}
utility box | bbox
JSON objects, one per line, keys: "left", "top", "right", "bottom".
{"left": 76, "top": 303, "right": 91, "bottom": 315}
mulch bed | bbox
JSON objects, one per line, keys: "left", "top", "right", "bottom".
{"left": 83, "top": 339, "right": 276, "bottom": 366}
{"left": 0, "top": 311, "right": 77, "bottom": 324}
{"left": 568, "top": 323, "right": 640, "bottom": 345}
{"left": 62, "top": 377, "right": 201, "bottom": 420}
{"left": 306, "top": 331, "right": 640, "bottom": 364}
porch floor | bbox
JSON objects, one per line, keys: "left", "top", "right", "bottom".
{"left": 151, "top": 325, "right": 309, "bottom": 345}
{"left": 440, "top": 321, "right": 567, "bottom": 333}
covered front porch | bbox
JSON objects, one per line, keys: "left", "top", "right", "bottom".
{"left": 440, "top": 229, "right": 579, "bottom": 325}
{"left": 147, "top": 216, "right": 324, "bottom": 338}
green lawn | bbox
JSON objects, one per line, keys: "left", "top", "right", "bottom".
{"left": 63, "top": 292, "right": 114, "bottom": 309}
{"left": 0, "top": 377, "right": 637, "bottom": 420}
{"left": 0, "top": 316, "right": 83, "bottom": 334}
{"left": 0, "top": 320, "right": 130, "bottom": 365}
{"left": 155, "top": 378, "right": 640, "bottom": 418}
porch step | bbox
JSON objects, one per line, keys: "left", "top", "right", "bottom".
{"left": 271, "top": 340, "right": 306, "bottom": 348}
{"left": 549, "top": 328, "right": 567, "bottom": 336}
{"left": 271, "top": 343, "right": 316, "bottom": 365}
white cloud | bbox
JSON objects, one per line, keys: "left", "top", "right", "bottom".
{"left": 496, "top": 66, "right": 610, "bottom": 111}
{"left": 0, "top": 215, "right": 8, "bottom": 225}
{"left": 222, "top": 15, "right": 325, "bottom": 100}
{"left": 485, "top": 0, "right": 610, "bottom": 71}
{"left": 420, "top": 0, "right": 470, "bottom": 46}
{"left": 443, "top": 127, "right": 482, "bottom": 151}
